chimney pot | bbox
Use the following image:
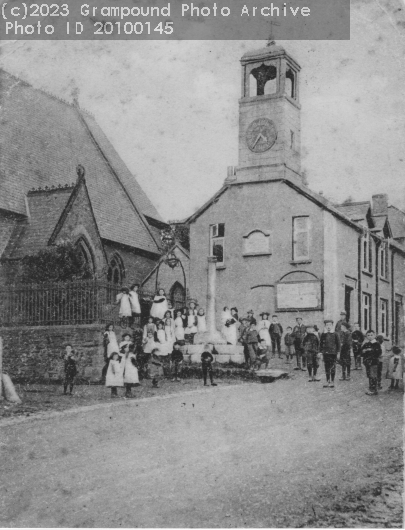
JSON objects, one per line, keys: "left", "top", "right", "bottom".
{"left": 372, "top": 194, "right": 388, "bottom": 216}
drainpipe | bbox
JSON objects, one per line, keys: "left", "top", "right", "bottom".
{"left": 375, "top": 239, "right": 380, "bottom": 335}
{"left": 357, "top": 236, "right": 362, "bottom": 328}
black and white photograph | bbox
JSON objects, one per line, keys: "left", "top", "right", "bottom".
{"left": 0, "top": 0, "right": 404, "bottom": 526}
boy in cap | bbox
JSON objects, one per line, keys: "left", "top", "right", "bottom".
{"left": 302, "top": 324, "right": 320, "bottom": 382}
{"left": 335, "top": 311, "right": 350, "bottom": 337}
{"left": 256, "top": 338, "right": 270, "bottom": 370}
{"left": 351, "top": 322, "right": 364, "bottom": 370}
{"left": 201, "top": 344, "right": 217, "bottom": 386}
{"left": 269, "top": 314, "right": 283, "bottom": 358}
{"left": 238, "top": 317, "right": 250, "bottom": 366}
{"left": 293, "top": 317, "right": 307, "bottom": 370}
{"left": 339, "top": 321, "right": 353, "bottom": 381}
{"left": 320, "top": 319, "right": 341, "bottom": 388}
{"left": 246, "top": 310, "right": 256, "bottom": 326}
{"left": 284, "top": 326, "right": 295, "bottom": 363}
{"left": 360, "top": 330, "right": 382, "bottom": 395}
{"left": 246, "top": 322, "right": 259, "bottom": 368}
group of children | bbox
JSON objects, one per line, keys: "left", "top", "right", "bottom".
{"left": 236, "top": 309, "right": 404, "bottom": 395}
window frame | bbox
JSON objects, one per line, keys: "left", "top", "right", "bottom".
{"left": 380, "top": 298, "right": 389, "bottom": 337}
{"left": 209, "top": 223, "right": 225, "bottom": 266}
{"left": 292, "top": 216, "right": 310, "bottom": 261}
{"left": 379, "top": 243, "right": 388, "bottom": 280}
{"left": 362, "top": 233, "right": 373, "bottom": 274}
{"left": 362, "top": 292, "right": 372, "bottom": 331}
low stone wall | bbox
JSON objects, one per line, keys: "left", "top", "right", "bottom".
{"left": 0, "top": 324, "right": 105, "bottom": 382}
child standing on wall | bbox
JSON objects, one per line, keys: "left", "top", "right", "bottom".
{"left": 116, "top": 287, "right": 132, "bottom": 320}
{"left": 63, "top": 344, "right": 77, "bottom": 395}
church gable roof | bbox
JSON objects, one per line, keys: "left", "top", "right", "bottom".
{"left": 2, "top": 186, "right": 73, "bottom": 260}
{"left": 0, "top": 69, "right": 161, "bottom": 254}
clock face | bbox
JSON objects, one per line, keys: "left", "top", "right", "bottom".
{"left": 245, "top": 118, "right": 277, "bottom": 153}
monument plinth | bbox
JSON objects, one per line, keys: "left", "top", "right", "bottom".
{"left": 184, "top": 257, "right": 245, "bottom": 365}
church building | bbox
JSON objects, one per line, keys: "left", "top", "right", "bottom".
{"left": 0, "top": 69, "right": 167, "bottom": 288}
{"left": 187, "top": 43, "right": 405, "bottom": 343}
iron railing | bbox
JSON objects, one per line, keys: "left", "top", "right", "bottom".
{"left": 0, "top": 281, "right": 155, "bottom": 327}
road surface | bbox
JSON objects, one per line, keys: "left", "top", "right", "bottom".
{"left": 0, "top": 371, "right": 403, "bottom": 527}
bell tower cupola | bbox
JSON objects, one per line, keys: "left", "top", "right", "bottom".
{"left": 236, "top": 42, "right": 301, "bottom": 183}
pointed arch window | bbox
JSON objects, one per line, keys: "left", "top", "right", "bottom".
{"left": 107, "top": 253, "right": 125, "bottom": 285}
{"left": 75, "top": 236, "right": 95, "bottom": 276}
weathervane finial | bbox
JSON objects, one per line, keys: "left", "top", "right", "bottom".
{"left": 266, "top": 20, "right": 280, "bottom": 46}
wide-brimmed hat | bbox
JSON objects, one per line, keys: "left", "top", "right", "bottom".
{"left": 324, "top": 319, "right": 334, "bottom": 324}
{"left": 260, "top": 311, "right": 270, "bottom": 317}
{"left": 392, "top": 346, "right": 402, "bottom": 354}
{"left": 247, "top": 310, "right": 254, "bottom": 314}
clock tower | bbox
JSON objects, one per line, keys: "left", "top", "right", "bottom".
{"left": 234, "top": 43, "right": 301, "bottom": 184}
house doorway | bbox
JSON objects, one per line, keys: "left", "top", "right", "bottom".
{"left": 345, "top": 285, "right": 353, "bottom": 323}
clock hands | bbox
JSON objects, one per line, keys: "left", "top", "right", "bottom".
{"left": 252, "top": 132, "right": 268, "bottom": 148}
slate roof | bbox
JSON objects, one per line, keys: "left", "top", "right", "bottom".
{"left": 2, "top": 187, "right": 73, "bottom": 260}
{"left": 388, "top": 205, "right": 405, "bottom": 240}
{"left": 334, "top": 202, "right": 371, "bottom": 223}
{"left": 0, "top": 69, "right": 162, "bottom": 255}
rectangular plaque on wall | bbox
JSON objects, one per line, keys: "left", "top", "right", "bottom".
{"left": 276, "top": 281, "right": 323, "bottom": 311}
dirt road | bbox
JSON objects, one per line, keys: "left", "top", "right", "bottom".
{"left": 0, "top": 369, "right": 403, "bottom": 527}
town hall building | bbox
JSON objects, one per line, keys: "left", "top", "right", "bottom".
{"left": 186, "top": 43, "right": 405, "bottom": 344}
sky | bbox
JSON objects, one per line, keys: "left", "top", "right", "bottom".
{"left": 1, "top": 0, "right": 405, "bottom": 221}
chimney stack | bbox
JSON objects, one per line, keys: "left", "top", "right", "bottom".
{"left": 372, "top": 194, "right": 388, "bottom": 217}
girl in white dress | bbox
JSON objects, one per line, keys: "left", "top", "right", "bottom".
{"left": 189, "top": 300, "right": 198, "bottom": 315}
{"left": 197, "top": 308, "right": 207, "bottom": 333}
{"left": 150, "top": 288, "right": 169, "bottom": 320}
{"left": 119, "top": 343, "right": 139, "bottom": 397}
{"left": 167, "top": 300, "right": 175, "bottom": 319}
{"left": 221, "top": 307, "right": 238, "bottom": 345}
{"left": 143, "top": 316, "right": 157, "bottom": 340}
{"left": 174, "top": 309, "right": 185, "bottom": 342}
{"left": 104, "top": 323, "right": 119, "bottom": 358}
{"left": 155, "top": 320, "right": 170, "bottom": 356}
{"left": 105, "top": 352, "right": 124, "bottom": 397}
{"left": 116, "top": 287, "right": 132, "bottom": 318}
{"left": 164, "top": 313, "right": 175, "bottom": 345}
{"left": 119, "top": 332, "right": 133, "bottom": 352}
{"left": 143, "top": 331, "right": 158, "bottom": 354}
{"left": 257, "top": 312, "right": 271, "bottom": 346}
{"left": 129, "top": 283, "right": 141, "bottom": 314}
{"left": 185, "top": 308, "right": 198, "bottom": 344}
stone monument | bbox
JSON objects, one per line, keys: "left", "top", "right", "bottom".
{"left": 184, "top": 257, "right": 245, "bottom": 364}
